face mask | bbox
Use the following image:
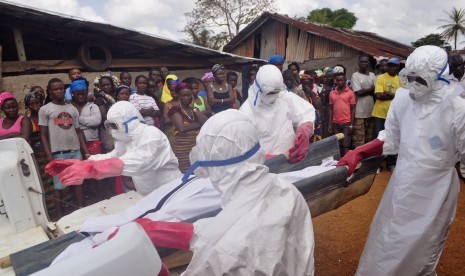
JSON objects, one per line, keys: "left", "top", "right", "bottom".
{"left": 408, "top": 88, "right": 430, "bottom": 102}
{"left": 407, "top": 79, "right": 432, "bottom": 102}
{"left": 261, "top": 92, "right": 280, "bottom": 104}
{"left": 110, "top": 129, "right": 132, "bottom": 142}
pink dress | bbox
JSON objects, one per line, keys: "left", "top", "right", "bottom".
{"left": 0, "top": 115, "right": 23, "bottom": 137}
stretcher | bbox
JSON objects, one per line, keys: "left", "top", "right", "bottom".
{"left": 161, "top": 135, "right": 383, "bottom": 269}
{"left": 0, "top": 135, "right": 383, "bottom": 275}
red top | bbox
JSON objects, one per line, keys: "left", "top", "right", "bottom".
{"left": 329, "top": 86, "right": 356, "bottom": 124}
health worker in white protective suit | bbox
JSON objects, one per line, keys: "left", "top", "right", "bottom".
{"left": 105, "top": 109, "right": 315, "bottom": 276}
{"left": 240, "top": 64, "right": 315, "bottom": 163}
{"left": 46, "top": 101, "right": 182, "bottom": 196}
{"left": 337, "top": 45, "right": 465, "bottom": 275}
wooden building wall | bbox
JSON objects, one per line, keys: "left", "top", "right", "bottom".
{"left": 230, "top": 20, "right": 363, "bottom": 76}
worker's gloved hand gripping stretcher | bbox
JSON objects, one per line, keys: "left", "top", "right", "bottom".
{"left": 46, "top": 101, "right": 182, "bottom": 196}
{"left": 240, "top": 65, "right": 315, "bottom": 163}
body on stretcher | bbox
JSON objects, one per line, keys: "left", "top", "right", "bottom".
{"left": 0, "top": 135, "right": 383, "bottom": 275}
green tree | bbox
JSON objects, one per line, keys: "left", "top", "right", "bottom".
{"left": 184, "top": 0, "right": 277, "bottom": 48}
{"left": 307, "top": 8, "right": 357, "bottom": 29}
{"left": 411, "top": 33, "right": 446, "bottom": 47}
{"left": 307, "top": 8, "right": 332, "bottom": 25}
{"left": 438, "top": 7, "right": 465, "bottom": 50}
{"left": 184, "top": 28, "right": 229, "bottom": 50}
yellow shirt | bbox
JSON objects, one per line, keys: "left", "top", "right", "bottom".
{"left": 371, "top": 73, "right": 400, "bottom": 119}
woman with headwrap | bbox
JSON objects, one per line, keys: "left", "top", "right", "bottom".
{"left": 29, "top": 86, "right": 46, "bottom": 105}
{"left": 161, "top": 74, "right": 178, "bottom": 103}
{"left": 115, "top": 85, "right": 131, "bottom": 102}
{"left": 168, "top": 82, "right": 208, "bottom": 172}
{"left": 206, "top": 64, "right": 235, "bottom": 114}
{"left": 94, "top": 75, "right": 119, "bottom": 153}
{"left": 301, "top": 74, "right": 323, "bottom": 143}
{"left": 269, "top": 54, "right": 286, "bottom": 72}
{"left": 162, "top": 80, "right": 182, "bottom": 146}
{"left": 24, "top": 91, "right": 55, "bottom": 211}
{"left": 24, "top": 91, "right": 42, "bottom": 139}
{"left": 198, "top": 72, "right": 214, "bottom": 98}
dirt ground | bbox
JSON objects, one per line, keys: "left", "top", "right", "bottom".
{"left": 313, "top": 170, "right": 465, "bottom": 275}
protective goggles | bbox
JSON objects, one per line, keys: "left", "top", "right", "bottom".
{"left": 253, "top": 80, "right": 283, "bottom": 106}
{"left": 104, "top": 116, "right": 139, "bottom": 133}
{"left": 104, "top": 120, "right": 119, "bottom": 130}
{"left": 406, "top": 75, "right": 428, "bottom": 86}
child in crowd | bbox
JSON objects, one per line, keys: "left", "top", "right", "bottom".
{"left": 30, "top": 86, "right": 46, "bottom": 105}
{"left": 328, "top": 72, "right": 356, "bottom": 156}
{"left": 148, "top": 68, "right": 164, "bottom": 100}
{"left": 120, "top": 71, "right": 136, "bottom": 94}
{"left": 114, "top": 84, "right": 135, "bottom": 193}
{"left": 39, "top": 78, "right": 89, "bottom": 218}
{"left": 304, "top": 70, "right": 321, "bottom": 93}
{"left": 249, "top": 67, "right": 258, "bottom": 85}
{"left": 283, "top": 69, "right": 306, "bottom": 100}
{"left": 94, "top": 75, "right": 117, "bottom": 153}
{"left": 24, "top": 91, "right": 43, "bottom": 148}
{"left": 185, "top": 77, "right": 212, "bottom": 116}
{"left": 160, "top": 66, "right": 170, "bottom": 82}
{"left": 130, "top": 75, "right": 160, "bottom": 127}
{"left": 146, "top": 78, "right": 163, "bottom": 129}
{"left": 64, "top": 68, "right": 82, "bottom": 102}
{"left": 226, "top": 71, "right": 242, "bottom": 108}
{"left": 24, "top": 91, "right": 55, "bottom": 211}
{"left": 115, "top": 85, "right": 131, "bottom": 102}
{"left": 301, "top": 74, "right": 322, "bottom": 143}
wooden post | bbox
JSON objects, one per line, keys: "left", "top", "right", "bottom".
{"left": 13, "top": 29, "right": 26, "bottom": 61}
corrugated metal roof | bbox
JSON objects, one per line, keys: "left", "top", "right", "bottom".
{"left": 0, "top": 0, "right": 265, "bottom": 73}
{"left": 224, "top": 12, "right": 414, "bottom": 59}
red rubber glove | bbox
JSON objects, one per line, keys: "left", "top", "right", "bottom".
{"left": 134, "top": 218, "right": 194, "bottom": 250}
{"left": 288, "top": 121, "right": 314, "bottom": 164}
{"left": 336, "top": 139, "right": 384, "bottom": 176}
{"left": 158, "top": 263, "right": 170, "bottom": 276}
{"left": 58, "top": 158, "right": 124, "bottom": 186}
{"left": 45, "top": 159, "right": 81, "bottom": 176}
